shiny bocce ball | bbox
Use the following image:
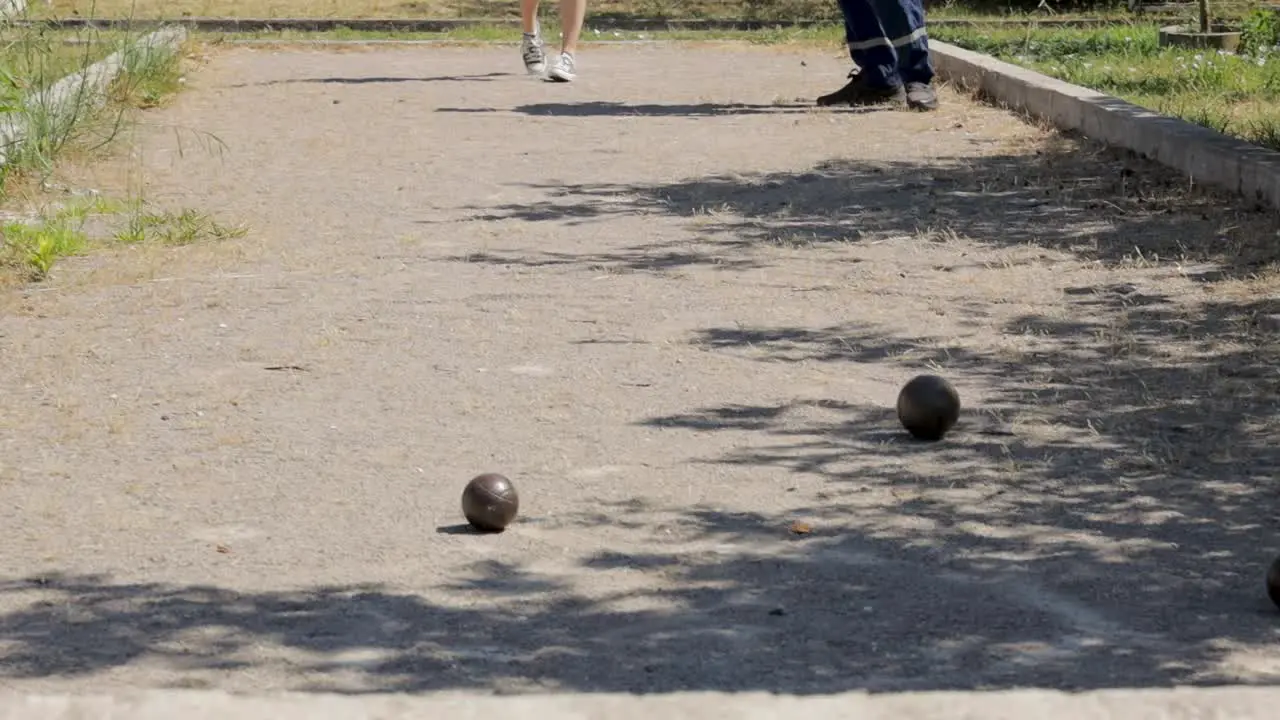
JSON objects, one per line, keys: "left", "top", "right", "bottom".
{"left": 462, "top": 473, "right": 520, "bottom": 532}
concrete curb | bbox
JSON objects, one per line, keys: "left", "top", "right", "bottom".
{"left": 929, "top": 40, "right": 1280, "bottom": 210}
{"left": 0, "top": 0, "right": 26, "bottom": 20}
{"left": 0, "top": 25, "right": 188, "bottom": 166}
{"left": 30, "top": 16, "right": 1127, "bottom": 32}
{"left": 3, "top": 686, "right": 1280, "bottom": 719}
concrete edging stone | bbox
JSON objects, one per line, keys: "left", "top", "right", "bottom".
{"left": 929, "top": 39, "right": 1280, "bottom": 210}
{"left": 0, "top": 25, "right": 188, "bottom": 166}
{"left": 0, "top": 0, "right": 26, "bottom": 20}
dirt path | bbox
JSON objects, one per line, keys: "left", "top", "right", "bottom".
{"left": 2, "top": 43, "right": 1279, "bottom": 695}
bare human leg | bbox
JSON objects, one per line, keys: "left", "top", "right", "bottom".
{"left": 546, "top": 0, "right": 587, "bottom": 82}
{"left": 559, "top": 0, "right": 586, "bottom": 54}
{"left": 520, "top": 0, "right": 540, "bottom": 33}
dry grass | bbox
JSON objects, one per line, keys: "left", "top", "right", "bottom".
{"left": 42, "top": 0, "right": 786, "bottom": 19}
{"left": 46, "top": 0, "right": 459, "bottom": 17}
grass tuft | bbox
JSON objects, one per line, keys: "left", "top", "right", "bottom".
{"left": 1, "top": 195, "right": 249, "bottom": 283}
{"left": 1, "top": 209, "right": 89, "bottom": 280}
{"left": 115, "top": 204, "right": 249, "bottom": 246}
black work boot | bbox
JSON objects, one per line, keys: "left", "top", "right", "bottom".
{"left": 905, "top": 81, "right": 939, "bottom": 111}
{"left": 816, "top": 70, "right": 907, "bottom": 108}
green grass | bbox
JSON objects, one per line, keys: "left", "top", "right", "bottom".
{"left": 0, "top": 205, "right": 91, "bottom": 280}
{"left": 929, "top": 22, "right": 1280, "bottom": 151}
{"left": 0, "top": 16, "right": 196, "bottom": 282}
{"left": 0, "top": 20, "right": 189, "bottom": 196}
{"left": 108, "top": 30, "right": 188, "bottom": 107}
{"left": 113, "top": 204, "right": 248, "bottom": 245}
{"left": 1, "top": 196, "right": 248, "bottom": 282}
{"left": 0, "top": 31, "right": 119, "bottom": 92}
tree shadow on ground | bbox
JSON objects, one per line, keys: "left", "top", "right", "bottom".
{"left": 623, "top": 298, "right": 1280, "bottom": 687}
{"left": 232, "top": 73, "right": 514, "bottom": 88}
{"left": 431, "top": 133, "right": 1280, "bottom": 690}
{"left": 440, "top": 135, "right": 1280, "bottom": 277}
{"left": 442, "top": 245, "right": 768, "bottom": 272}
{"left": 620, "top": 205, "right": 1280, "bottom": 690}
{"left": 8, "top": 264, "right": 1280, "bottom": 693}
{"left": 435, "top": 101, "right": 851, "bottom": 117}
{"left": 6, "top": 137, "right": 1280, "bottom": 695}
{"left": 4, "top": 482, "right": 1277, "bottom": 696}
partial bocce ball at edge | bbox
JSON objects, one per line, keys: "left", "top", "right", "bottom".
{"left": 1267, "top": 555, "right": 1280, "bottom": 609}
{"left": 462, "top": 473, "right": 520, "bottom": 532}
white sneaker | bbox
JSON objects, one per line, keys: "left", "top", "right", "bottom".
{"left": 545, "top": 51, "right": 577, "bottom": 82}
{"left": 521, "top": 25, "right": 546, "bottom": 75}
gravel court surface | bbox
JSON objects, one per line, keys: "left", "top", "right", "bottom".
{"left": 1, "top": 43, "right": 1278, "bottom": 695}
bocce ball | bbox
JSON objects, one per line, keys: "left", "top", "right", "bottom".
{"left": 1267, "top": 555, "right": 1280, "bottom": 609}
{"left": 896, "top": 374, "right": 961, "bottom": 441}
{"left": 462, "top": 473, "right": 520, "bottom": 532}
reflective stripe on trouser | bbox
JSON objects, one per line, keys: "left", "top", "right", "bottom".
{"left": 837, "top": 0, "right": 934, "bottom": 87}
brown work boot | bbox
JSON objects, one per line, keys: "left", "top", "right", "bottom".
{"left": 816, "top": 70, "right": 907, "bottom": 108}
{"left": 905, "top": 81, "right": 939, "bottom": 111}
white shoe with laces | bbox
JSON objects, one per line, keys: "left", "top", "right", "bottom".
{"left": 545, "top": 51, "right": 577, "bottom": 82}
{"left": 521, "top": 24, "right": 546, "bottom": 75}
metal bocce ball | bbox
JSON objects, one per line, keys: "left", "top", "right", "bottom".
{"left": 461, "top": 473, "right": 520, "bottom": 532}
{"left": 896, "top": 374, "right": 961, "bottom": 442}
{"left": 1267, "top": 555, "right": 1280, "bottom": 610}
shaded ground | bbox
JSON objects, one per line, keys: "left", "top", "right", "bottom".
{"left": 1, "top": 43, "right": 1280, "bottom": 695}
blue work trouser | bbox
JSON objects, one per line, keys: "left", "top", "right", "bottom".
{"left": 837, "top": 0, "right": 934, "bottom": 88}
